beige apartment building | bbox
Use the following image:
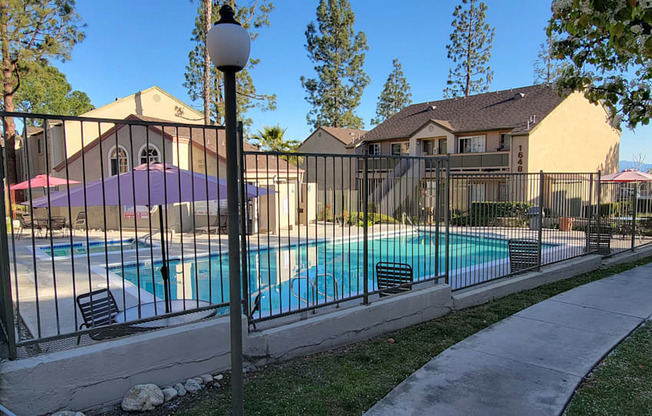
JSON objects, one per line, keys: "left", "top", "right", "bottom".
{"left": 354, "top": 84, "right": 620, "bottom": 215}
{"left": 19, "top": 87, "right": 301, "bottom": 233}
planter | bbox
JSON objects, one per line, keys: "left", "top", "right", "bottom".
{"left": 559, "top": 216, "right": 574, "bottom": 231}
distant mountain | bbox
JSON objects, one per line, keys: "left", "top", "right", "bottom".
{"left": 619, "top": 160, "right": 652, "bottom": 172}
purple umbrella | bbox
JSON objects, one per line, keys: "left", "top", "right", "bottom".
{"left": 30, "top": 163, "right": 272, "bottom": 312}
{"left": 30, "top": 163, "right": 269, "bottom": 207}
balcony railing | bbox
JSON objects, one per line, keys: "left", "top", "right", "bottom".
{"left": 448, "top": 151, "right": 509, "bottom": 171}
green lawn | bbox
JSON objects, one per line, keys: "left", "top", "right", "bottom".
{"left": 566, "top": 322, "right": 652, "bottom": 415}
{"left": 176, "top": 257, "right": 652, "bottom": 416}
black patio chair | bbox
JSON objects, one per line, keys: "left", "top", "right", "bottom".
{"left": 586, "top": 222, "right": 612, "bottom": 255}
{"left": 376, "top": 262, "right": 413, "bottom": 297}
{"left": 507, "top": 239, "right": 540, "bottom": 273}
{"left": 75, "top": 288, "right": 148, "bottom": 344}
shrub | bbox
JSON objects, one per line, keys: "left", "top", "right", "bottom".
{"left": 347, "top": 211, "right": 398, "bottom": 226}
{"left": 466, "top": 201, "right": 532, "bottom": 226}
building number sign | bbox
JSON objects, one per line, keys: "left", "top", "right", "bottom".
{"left": 517, "top": 145, "right": 524, "bottom": 172}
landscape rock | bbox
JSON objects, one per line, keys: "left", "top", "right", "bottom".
{"left": 162, "top": 387, "right": 178, "bottom": 402}
{"left": 52, "top": 412, "right": 85, "bottom": 416}
{"left": 214, "top": 374, "right": 224, "bottom": 381}
{"left": 184, "top": 378, "right": 203, "bottom": 393}
{"left": 214, "top": 382, "right": 222, "bottom": 389}
{"left": 200, "top": 374, "right": 213, "bottom": 384}
{"left": 173, "top": 383, "right": 187, "bottom": 397}
{"left": 193, "top": 376, "right": 205, "bottom": 385}
{"left": 121, "top": 384, "right": 164, "bottom": 412}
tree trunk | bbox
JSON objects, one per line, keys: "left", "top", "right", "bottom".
{"left": 1, "top": 5, "right": 18, "bottom": 184}
{"left": 203, "top": 0, "right": 212, "bottom": 125}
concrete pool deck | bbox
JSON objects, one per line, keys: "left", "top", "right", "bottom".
{"left": 8, "top": 223, "right": 596, "bottom": 340}
{"left": 365, "top": 261, "right": 652, "bottom": 416}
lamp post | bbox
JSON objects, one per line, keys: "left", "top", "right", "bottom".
{"left": 206, "top": 5, "right": 250, "bottom": 416}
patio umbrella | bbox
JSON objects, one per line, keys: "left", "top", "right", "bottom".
{"left": 601, "top": 169, "right": 652, "bottom": 182}
{"left": 29, "top": 163, "right": 272, "bottom": 313}
{"left": 12, "top": 174, "right": 80, "bottom": 190}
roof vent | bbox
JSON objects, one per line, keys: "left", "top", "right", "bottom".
{"left": 514, "top": 92, "right": 525, "bottom": 100}
{"left": 429, "top": 105, "right": 437, "bottom": 110}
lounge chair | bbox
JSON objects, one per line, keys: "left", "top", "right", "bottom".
{"left": 507, "top": 239, "right": 540, "bottom": 273}
{"left": 196, "top": 214, "right": 227, "bottom": 235}
{"left": 376, "top": 262, "right": 413, "bottom": 296}
{"left": 45, "top": 216, "right": 68, "bottom": 238}
{"left": 72, "top": 211, "right": 86, "bottom": 234}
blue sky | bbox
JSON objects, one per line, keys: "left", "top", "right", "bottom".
{"left": 56, "top": 0, "right": 651, "bottom": 163}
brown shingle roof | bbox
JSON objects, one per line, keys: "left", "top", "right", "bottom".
{"left": 320, "top": 127, "right": 367, "bottom": 145}
{"left": 362, "top": 85, "right": 565, "bottom": 142}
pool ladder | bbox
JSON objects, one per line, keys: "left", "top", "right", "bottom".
{"left": 290, "top": 270, "right": 339, "bottom": 308}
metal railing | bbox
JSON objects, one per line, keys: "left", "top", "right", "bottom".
{"left": 1, "top": 111, "right": 650, "bottom": 360}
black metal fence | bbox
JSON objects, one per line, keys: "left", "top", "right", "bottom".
{"left": 1, "top": 111, "right": 650, "bottom": 360}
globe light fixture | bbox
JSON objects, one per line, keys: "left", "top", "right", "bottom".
{"left": 206, "top": 5, "right": 250, "bottom": 416}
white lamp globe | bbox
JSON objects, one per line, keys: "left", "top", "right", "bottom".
{"left": 207, "top": 5, "right": 251, "bottom": 72}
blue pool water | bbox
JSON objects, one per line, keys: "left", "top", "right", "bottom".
{"left": 112, "top": 232, "right": 515, "bottom": 317}
{"left": 40, "top": 238, "right": 151, "bottom": 259}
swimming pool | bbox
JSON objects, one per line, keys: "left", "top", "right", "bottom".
{"left": 38, "top": 238, "right": 153, "bottom": 260}
{"left": 111, "top": 231, "right": 519, "bottom": 318}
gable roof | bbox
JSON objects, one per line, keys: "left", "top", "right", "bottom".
{"left": 54, "top": 114, "right": 301, "bottom": 175}
{"left": 81, "top": 86, "right": 204, "bottom": 121}
{"left": 320, "top": 127, "right": 367, "bottom": 145}
{"left": 361, "top": 84, "right": 566, "bottom": 142}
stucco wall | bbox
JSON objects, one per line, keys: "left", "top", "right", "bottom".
{"left": 299, "top": 132, "right": 353, "bottom": 190}
{"left": 527, "top": 92, "right": 620, "bottom": 174}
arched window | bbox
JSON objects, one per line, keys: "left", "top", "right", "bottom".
{"left": 110, "top": 146, "right": 129, "bottom": 176}
{"left": 140, "top": 145, "right": 160, "bottom": 165}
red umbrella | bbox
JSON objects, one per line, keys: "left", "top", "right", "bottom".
{"left": 12, "top": 174, "right": 80, "bottom": 190}
{"left": 601, "top": 169, "right": 652, "bottom": 183}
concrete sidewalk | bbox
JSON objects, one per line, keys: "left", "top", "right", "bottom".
{"left": 365, "top": 262, "right": 652, "bottom": 416}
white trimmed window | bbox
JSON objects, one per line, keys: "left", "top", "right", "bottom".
{"left": 109, "top": 146, "right": 129, "bottom": 176}
{"left": 459, "top": 135, "right": 486, "bottom": 153}
{"left": 368, "top": 143, "right": 381, "bottom": 155}
{"left": 139, "top": 145, "right": 160, "bottom": 165}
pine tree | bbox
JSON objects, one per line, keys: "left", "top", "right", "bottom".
{"left": 533, "top": 33, "right": 565, "bottom": 85}
{"left": 0, "top": 0, "right": 85, "bottom": 183}
{"left": 184, "top": 1, "right": 276, "bottom": 129}
{"left": 301, "top": 0, "right": 369, "bottom": 129}
{"left": 443, "top": 0, "right": 495, "bottom": 98}
{"left": 372, "top": 59, "right": 412, "bottom": 125}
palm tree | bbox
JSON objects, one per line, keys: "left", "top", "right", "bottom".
{"left": 251, "top": 125, "right": 302, "bottom": 163}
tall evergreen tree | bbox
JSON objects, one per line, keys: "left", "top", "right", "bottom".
{"left": 0, "top": 0, "right": 85, "bottom": 183}
{"left": 443, "top": 0, "right": 495, "bottom": 98}
{"left": 301, "top": 0, "right": 369, "bottom": 129}
{"left": 372, "top": 59, "right": 412, "bottom": 125}
{"left": 533, "top": 33, "right": 565, "bottom": 85}
{"left": 184, "top": 0, "right": 276, "bottom": 128}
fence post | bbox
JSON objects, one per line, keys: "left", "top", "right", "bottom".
{"left": 597, "top": 170, "right": 602, "bottom": 252}
{"left": 587, "top": 173, "right": 594, "bottom": 253}
{"left": 237, "top": 121, "right": 249, "bottom": 321}
{"left": 537, "top": 170, "right": 544, "bottom": 270}
{"left": 0, "top": 145, "right": 17, "bottom": 359}
{"left": 444, "top": 155, "right": 450, "bottom": 285}
{"left": 632, "top": 182, "right": 637, "bottom": 250}
{"left": 362, "top": 153, "right": 369, "bottom": 305}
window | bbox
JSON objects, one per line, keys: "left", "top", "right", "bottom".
{"left": 368, "top": 143, "right": 380, "bottom": 155}
{"left": 422, "top": 140, "right": 434, "bottom": 155}
{"left": 37, "top": 139, "right": 42, "bottom": 154}
{"left": 391, "top": 142, "right": 409, "bottom": 155}
{"left": 459, "top": 135, "right": 486, "bottom": 153}
{"left": 438, "top": 138, "right": 447, "bottom": 154}
{"left": 499, "top": 134, "right": 510, "bottom": 151}
{"left": 139, "top": 145, "right": 160, "bottom": 165}
{"left": 110, "top": 147, "right": 129, "bottom": 176}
